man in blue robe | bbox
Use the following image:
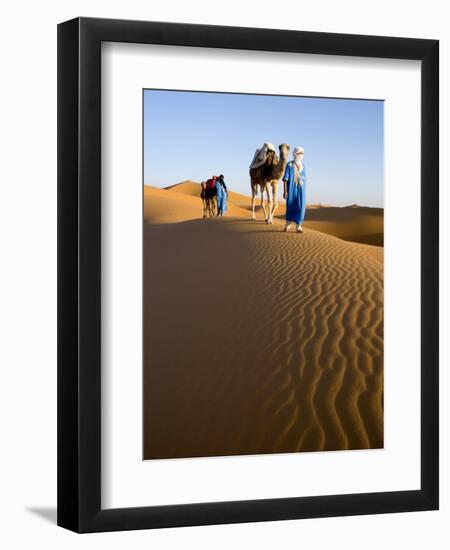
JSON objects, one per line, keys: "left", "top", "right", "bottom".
{"left": 216, "top": 174, "right": 228, "bottom": 217}
{"left": 283, "top": 146, "right": 306, "bottom": 233}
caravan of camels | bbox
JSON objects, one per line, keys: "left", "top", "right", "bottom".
{"left": 201, "top": 143, "right": 307, "bottom": 233}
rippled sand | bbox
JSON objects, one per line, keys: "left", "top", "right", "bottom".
{"left": 143, "top": 184, "right": 383, "bottom": 459}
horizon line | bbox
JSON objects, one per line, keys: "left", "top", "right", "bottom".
{"left": 143, "top": 182, "right": 383, "bottom": 210}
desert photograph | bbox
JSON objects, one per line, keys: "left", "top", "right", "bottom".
{"left": 143, "top": 90, "right": 384, "bottom": 460}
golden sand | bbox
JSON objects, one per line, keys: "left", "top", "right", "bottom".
{"left": 143, "top": 182, "right": 384, "bottom": 459}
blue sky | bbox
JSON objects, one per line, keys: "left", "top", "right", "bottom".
{"left": 143, "top": 90, "right": 384, "bottom": 207}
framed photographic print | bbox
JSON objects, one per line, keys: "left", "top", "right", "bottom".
{"left": 57, "top": 17, "right": 439, "bottom": 532}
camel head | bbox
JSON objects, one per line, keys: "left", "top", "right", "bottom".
{"left": 279, "top": 143, "right": 290, "bottom": 160}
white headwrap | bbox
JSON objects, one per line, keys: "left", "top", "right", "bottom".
{"left": 293, "top": 146, "right": 304, "bottom": 170}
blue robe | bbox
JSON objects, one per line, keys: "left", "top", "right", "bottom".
{"left": 216, "top": 180, "right": 227, "bottom": 214}
{"left": 283, "top": 161, "right": 306, "bottom": 225}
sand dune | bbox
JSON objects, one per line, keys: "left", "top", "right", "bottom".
{"left": 164, "top": 179, "right": 252, "bottom": 208}
{"left": 275, "top": 204, "right": 384, "bottom": 247}
{"left": 143, "top": 186, "right": 384, "bottom": 459}
{"left": 156, "top": 181, "right": 384, "bottom": 246}
{"left": 145, "top": 184, "right": 249, "bottom": 222}
{"left": 164, "top": 179, "right": 202, "bottom": 195}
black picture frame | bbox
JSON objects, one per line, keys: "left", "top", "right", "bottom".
{"left": 57, "top": 17, "right": 439, "bottom": 533}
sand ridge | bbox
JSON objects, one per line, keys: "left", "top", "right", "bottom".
{"left": 148, "top": 181, "right": 384, "bottom": 246}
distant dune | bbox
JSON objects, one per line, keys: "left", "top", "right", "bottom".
{"left": 164, "top": 179, "right": 252, "bottom": 208}
{"left": 143, "top": 182, "right": 384, "bottom": 459}
{"left": 145, "top": 184, "right": 249, "bottom": 222}
{"left": 275, "top": 204, "right": 384, "bottom": 247}
{"left": 164, "top": 179, "right": 201, "bottom": 195}
{"left": 149, "top": 181, "right": 384, "bottom": 246}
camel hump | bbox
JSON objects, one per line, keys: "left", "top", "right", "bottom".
{"left": 250, "top": 142, "right": 276, "bottom": 169}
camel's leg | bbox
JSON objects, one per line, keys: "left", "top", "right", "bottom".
{"left": 260, "top": 186, "right": 268, "bottom": 222}
{"left": 269, "top": 182, "right": 279, "bottom": 224}
{"left": 266, "top": 183, "right": 274, "bottom": 224}
{"left": 251, "top": 185, "right": 257, "bottom": 220}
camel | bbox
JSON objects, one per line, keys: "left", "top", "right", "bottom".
{"left": 250, "top": 143, "right": 290, "bottom": 223}
{"left": 201, "top": 178, "right": 218, "bottom": 218}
